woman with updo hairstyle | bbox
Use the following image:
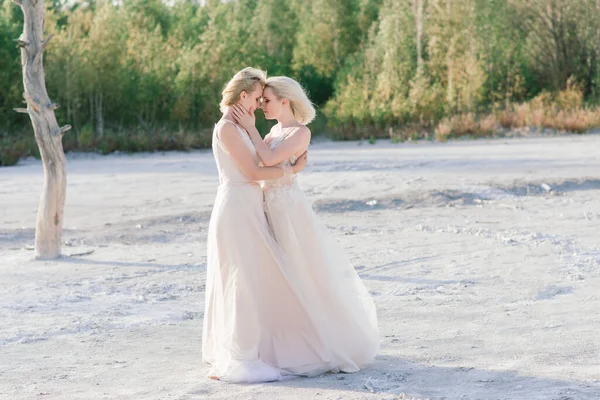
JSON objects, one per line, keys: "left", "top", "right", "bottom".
{"left": 231, "top": 76, "right": 379, "bottom": 376}
{"left": 202, "top": 67, "right": 311, "bottom": 383}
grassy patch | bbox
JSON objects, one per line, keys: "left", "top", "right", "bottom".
{"left": 0, "top": 128, "right": 212, "bottom": 167}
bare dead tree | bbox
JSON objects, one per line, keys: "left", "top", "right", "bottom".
{"left": 13, "top": 0, "right": 69, "bottom": 259}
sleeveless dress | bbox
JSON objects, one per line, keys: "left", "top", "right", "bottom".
{"left": 261, "top": 126, "right": 380, "bottom": 373}
{"left": 203, "top": 119, "right": 342, "bottom": 382}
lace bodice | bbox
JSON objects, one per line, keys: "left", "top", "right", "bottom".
{"left": 269, "top": 134, "right": 299, "bottom": 166}
{"left": 261, "top": 129, "right": 304, "bottom": 204}
{"left": 261, "top": 132, "right": 298, "bottom": 191}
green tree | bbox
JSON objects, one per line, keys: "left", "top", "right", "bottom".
{"left": 292, "top": 0, "right": 361, "bottom": 104}
{"left": 325, "top": 0, "right": 420, "bottom": 126}
{"left": 0, "top": 0, "right": 24, "bottom": 132}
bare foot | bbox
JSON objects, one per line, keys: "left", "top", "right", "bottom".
{"left": 208, "top": 375, "right": 220, "bottom": 380}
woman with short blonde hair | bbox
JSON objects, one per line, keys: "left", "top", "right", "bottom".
{"left": 219, "top": 67, "right": 267, "bottom": 113}
{"left": 202, "top": 67, "right": 310, "bottom": 383}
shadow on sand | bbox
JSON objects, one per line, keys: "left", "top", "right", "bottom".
{"left": 190, "top": 354, "right": 599, "bottom": 400}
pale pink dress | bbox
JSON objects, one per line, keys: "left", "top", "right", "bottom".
{"left": 203, "top": 119, "right": 357, "bottom": 383}
{"left": 261, "top": 126, "right": 380, "bottom": 373}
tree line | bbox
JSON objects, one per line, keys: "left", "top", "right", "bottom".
{"left": 2, "top": 0, "right": 600, "bottom": 164}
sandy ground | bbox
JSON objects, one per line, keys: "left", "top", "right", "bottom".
{"left": 1, "top": 134, "right": 600, "bottom": 400}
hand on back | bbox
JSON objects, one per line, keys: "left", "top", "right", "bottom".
{"left": 293, "top": 151, "right": 308, "bottom": 173}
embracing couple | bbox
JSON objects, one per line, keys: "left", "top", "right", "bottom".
{"left": 202, "top": 67, "right": 379, "bottom": 383}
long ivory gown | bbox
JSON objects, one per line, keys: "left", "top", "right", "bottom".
{"left": 203, "top": 119, "right": 355, "bottom": 382}
{"left": 261, "top": 127, "right": 380, "bottom": 373}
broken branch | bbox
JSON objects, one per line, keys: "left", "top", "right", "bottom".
{"left": 41, "top": 34, "right": 54, "bottom": 52}
{"left": 58, "top": 125, "right": 72, "bottom": 136}
{"left": 14, "top": 39, "right": 29, "bottom": 48}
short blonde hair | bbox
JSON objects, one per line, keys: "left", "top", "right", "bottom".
{"left": 220, "top": 67, "right": 267, "bottom": 113}
{"left": 265, "top": 76, "right": 316, "bottom": 124}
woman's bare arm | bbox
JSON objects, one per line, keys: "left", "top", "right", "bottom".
{"left": 247, "top": 125, "right": 310, "bottom": 167}
{"left": 232, "top": 105, "right": 310, "bottom": 167}
{"left": 218, "top": 122, "right": 306, "bottom": 180}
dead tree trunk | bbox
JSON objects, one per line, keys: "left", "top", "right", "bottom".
{"left": 13, "top": 0, "right": 69, "bottom": 259}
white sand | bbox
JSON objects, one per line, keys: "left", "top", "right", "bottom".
{"left": 1, "top": 134, "right": 600, "bottom": 400}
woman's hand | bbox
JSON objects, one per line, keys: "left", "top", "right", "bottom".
{"left": 292, "top": 151, "right": 308, "bottom": 174}
{"left": 231, "top": 104, "right": 256, "bottom": 132}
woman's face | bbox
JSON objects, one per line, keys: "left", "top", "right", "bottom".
{"left": 239, "top": 84, "right": 263, "bottom": 114}
{"left": 261, "top": 87, "right": 284, "bottom": 120}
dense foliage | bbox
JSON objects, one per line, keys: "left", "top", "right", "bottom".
{"left": 2, "top": 0, "right": 600, "bottom": 163}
